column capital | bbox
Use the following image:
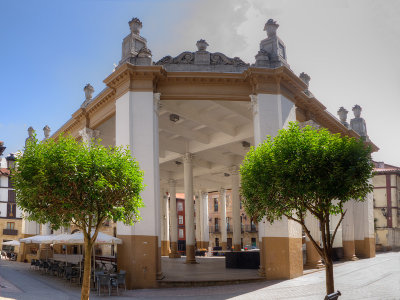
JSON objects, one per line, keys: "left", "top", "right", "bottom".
{"left": 168, "top": 179, "right": 176, "bottom": 187}
{"left": 249, "top": 94, "right": 258, "bottom": 116}
{"left": 183, "top": 153, "right": 194, "bottom": 163}
{"left": 153, "top": 93, "right": 162, "bottom": 115}
{"left": 79, "top": 127, "right": 100, "bottom": 144}
{"left": 219, "top": 187, "right": 226, "bottom": 195}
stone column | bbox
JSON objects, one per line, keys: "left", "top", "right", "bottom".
{"left": 183, "top": 153, "right": 196, "bottom": 263}
{"left": 161, "top": 188, "right": 170, "bottom": 256}
{"left": 356, "top": 179, "right": 375, "bottom": 258}
{"left": 304, "top": 214, "right": 324, "bottom": 268}
{"left": 231, "top": 166, "right": 241, "bottom": 251}
{"left": 168, "top": 180, "right": 181, "bottom": 258}
{"left": 219, "top": 188, "right": 227, "bottom": 250}
{"left": 115, "top": 91, "right": 161, "bottom": 288}
{"left": 251, "top": 93, "right": 303, "bottom": 279}
{"left": 200, "top": 191, "right": 209, "bottom": 249}
{"left": 195, "top": 191, "right": 201, "bottom": 249}
{"left": 342, "top": 200, "right": 357, "bottom": 260}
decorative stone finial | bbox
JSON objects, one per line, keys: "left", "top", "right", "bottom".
{"left": 28, "top": 126, "right": 34, "bottom": 137}
{"left": 129, "top": 17, "right": 142, "bottom": 35}
{"left": 43, "top": 125, "right": 51, "bottom": 139}
{"left": 337, "top": 107, "right": 349, "bottom": 127}
{"left": 25, "top": 127, "right": 35, "bottom": 147}
{"left": 299, "top": 72, "right": 311, "bottom": 87}
{"left": 196, "top": 39, "right": 209, "bottom": 51}
{"left": 264, "top": 19, "right": 279, "bottom": 37}
{"left": 84, "top": 84, "right": 94, "bottom": 101}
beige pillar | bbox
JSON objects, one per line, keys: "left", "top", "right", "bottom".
{"left": 231, "top": 166, "right": 241, "bottom": 251}
{"left": 183, "top": 153, "right": 196, "bottom": 263}
{"left": 115, "top": 90, "right": 161, "bottom": 288}
{"left": 342, "top": 200, "right": 357, "bottom": 260}
{"left": 195, "top": 191, "right": 201, "bottom": 249}
{"left": 304, "top": 214, "right": 324, "bottom": 269}
{"left": 219, "top": 188, "right": 227, "bottom": 250}
{"left": 161, "top": 188, "right": 170, "bottom": 256}
{"left": 168, "top": 180, "right": 181, "bottom": 258}
{"left": 251, "top": 93, "right": 303, "bottom": 280}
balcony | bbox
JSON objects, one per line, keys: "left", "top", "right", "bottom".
{"left": 209, "top": 226, "right": 220, "bottom": 233}
{"left": 3, "top": 229, "right": 18, "bottom": 235}
{"left": 244, "top": 225, "right": 258, "bottom": 233}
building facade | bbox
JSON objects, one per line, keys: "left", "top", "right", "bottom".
{"left": 373, "top": 161, "right": 400, "bottom": 251}
{"left": 0, "top": 147, "right": 24, "bottom": 255}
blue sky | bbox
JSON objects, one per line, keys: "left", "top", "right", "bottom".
{"left": 1, "top": 0, "right": 400, "bottom": 165}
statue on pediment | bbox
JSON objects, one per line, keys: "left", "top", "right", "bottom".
{"left": 350, "top": 104, "right": 368, "bottom": 138}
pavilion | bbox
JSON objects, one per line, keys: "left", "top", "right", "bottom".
{"left": 35, "top": 17, "right": 378, "bottom": 289}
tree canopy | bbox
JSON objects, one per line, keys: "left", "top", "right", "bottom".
{"left": 240, "top": 122, "right": 373, "bottom": 294}
{"left": 12, "top": 135, "right": 144, "bottom": 300}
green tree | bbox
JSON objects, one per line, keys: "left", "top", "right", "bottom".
{"left": 240, "top": 122, "right": 373, "bottom": 295}
{"left": 12, "top": 135, "right": 144, "bottom": 300}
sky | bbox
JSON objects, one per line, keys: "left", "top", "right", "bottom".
{"left": 1, "top": 0, "right": 400, "bottom": 165}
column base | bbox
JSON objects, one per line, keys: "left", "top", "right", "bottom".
{"left": 233, "top": 244, "right": 241, "bottom": 251}
{"left": 185, "top": 245, "right": 197, "bottom": 264}
{"left": 169, "top": 242, "right": 181, "bottom": 258}
{"left": 161, "top": 240, "right": 170, "bottom": 256}
{"left": 355, "top": 237, "right": 376, "bottom": 258}
{"left": 262, "top": 237, "right": 303, "bottom": 280}
{"left": 117, "top": 235, "right": 159, "bottom": 289}
{"left": 305, "top": 241, "right": 324, "bottom": 269}
{"left": 199, "top": 241, "right": 209, "bottom": 249}
{"left": 221, "top": 242, "right": 227, "bottom": 251}
{"left": 342, "top": 240, "right": 358, "bottom": 261}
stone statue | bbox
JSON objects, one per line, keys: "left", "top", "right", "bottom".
{"left": 129, "top": 17, "right": 142, "bottom": 35}
{"left": 81, "top": 84, "right": 94, "bottom": 108}
{"left": 337, "top": 107, "right": 349, "bottom": 128}
{"left": 43, "top": 125, "right": 51, "bottom": 139}
{"left": 196, "top": 39, "right": 209, "bottom": 51}
{"left": 299, "top": 72, "right": 311, "bottom": 87}
{"left": 350, "top": 104, "right": 368, "bottom": 138}
{"left": 264, "top": 19, "right": 279, "bottom": 37}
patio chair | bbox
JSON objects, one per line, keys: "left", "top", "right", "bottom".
{"left": 97, "top": 274, "right": 111, "bottom": 296}
{"left": 111, "top": 271, "right": 126, "bottom": 295}
{"left": 65, "top": 266, "right": 79, "bottom": 284}
{"left": 30, "top": 259, "right": 36, "bottom": 270}
{"left": 42, "top": 261, "right": 50, "bottom": 274}
{"left": 35, "top": 259, "right": 41, "bottom": 270}
{"left": 50, "top": 263, "right": 59, "bottom": 276}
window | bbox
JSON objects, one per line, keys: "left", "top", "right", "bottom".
{"left": 214, "top": 198, "right": 218, "bottom": 212}
{"left": 7, "top": 203, "right": 16, "bottom": 218}
{"left": 178, "top": 215, "right": 184, "bottom": 225}
{"left": 8, "top": 190, "right": 16, "bottom": 202}
{"left": 215, "top": 237, "right": 219, "bottom": 247}
{"left": 214, "top": 218, "right": 219, "bottom": 231}
{"left": 178, "top": 229, "right": 184, "bottom": 239}
{"left": 177, "top": 202, "right": 183, "bottom": 211}
{"left": 6, "top": 222, "right": 15, "bottom": 230}
{"left": 251, "top": 238, "right": 256, "bottom": 247}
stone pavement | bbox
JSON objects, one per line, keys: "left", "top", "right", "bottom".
{"left": 0, "top": 252, "right": 399, "bottom": 299}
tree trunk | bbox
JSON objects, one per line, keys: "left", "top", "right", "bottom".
{"left": 324, "top": 254, "right": 335, "bottom": 294}
{"left": 81, "top": 241, "right": 92, "bottom": 300}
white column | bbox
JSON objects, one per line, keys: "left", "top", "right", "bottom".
{"left": 231, "top": 166, "right": 241, "bottom": 251}
{"left": 115, "top": 91, "right": 161, "bottom": 287}
{"left": 304, "top": 214, "right": 323, "bottom": 268}
{"left": 362, "top": 178, "right": 375, "bottom": 257}
{"left": 200, "top": 191, "right": 209, "bottom": 249}
{"left": 342, "top": 200, "right": 357, "bottom": 260}
{"left": 42, "top": 223, "right": 52, "bottom": 235}
{"left": 195, "top": 191, "right": 201, "bottom": 248}
{"left": 250, "top": 93, "right": 302, "bottom": 279}
{"left": 161, "top": 188, "right": 169, "bottom": 256}
{"left": 168, "top": 180, "right": 180, "bottom": 258}
{"left": 219, "top": 188, "right": 227, "bottom": 250}
{"left": 183, "top": 153, "right": 196, "bottom": 263}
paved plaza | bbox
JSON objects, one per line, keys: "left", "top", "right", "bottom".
{"left": 0, "top": 252, "right": 399, "bottom": 299}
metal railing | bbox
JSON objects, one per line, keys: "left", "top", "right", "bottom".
{"left": 3, "top": 229, "right": 18, "bottom": 235}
